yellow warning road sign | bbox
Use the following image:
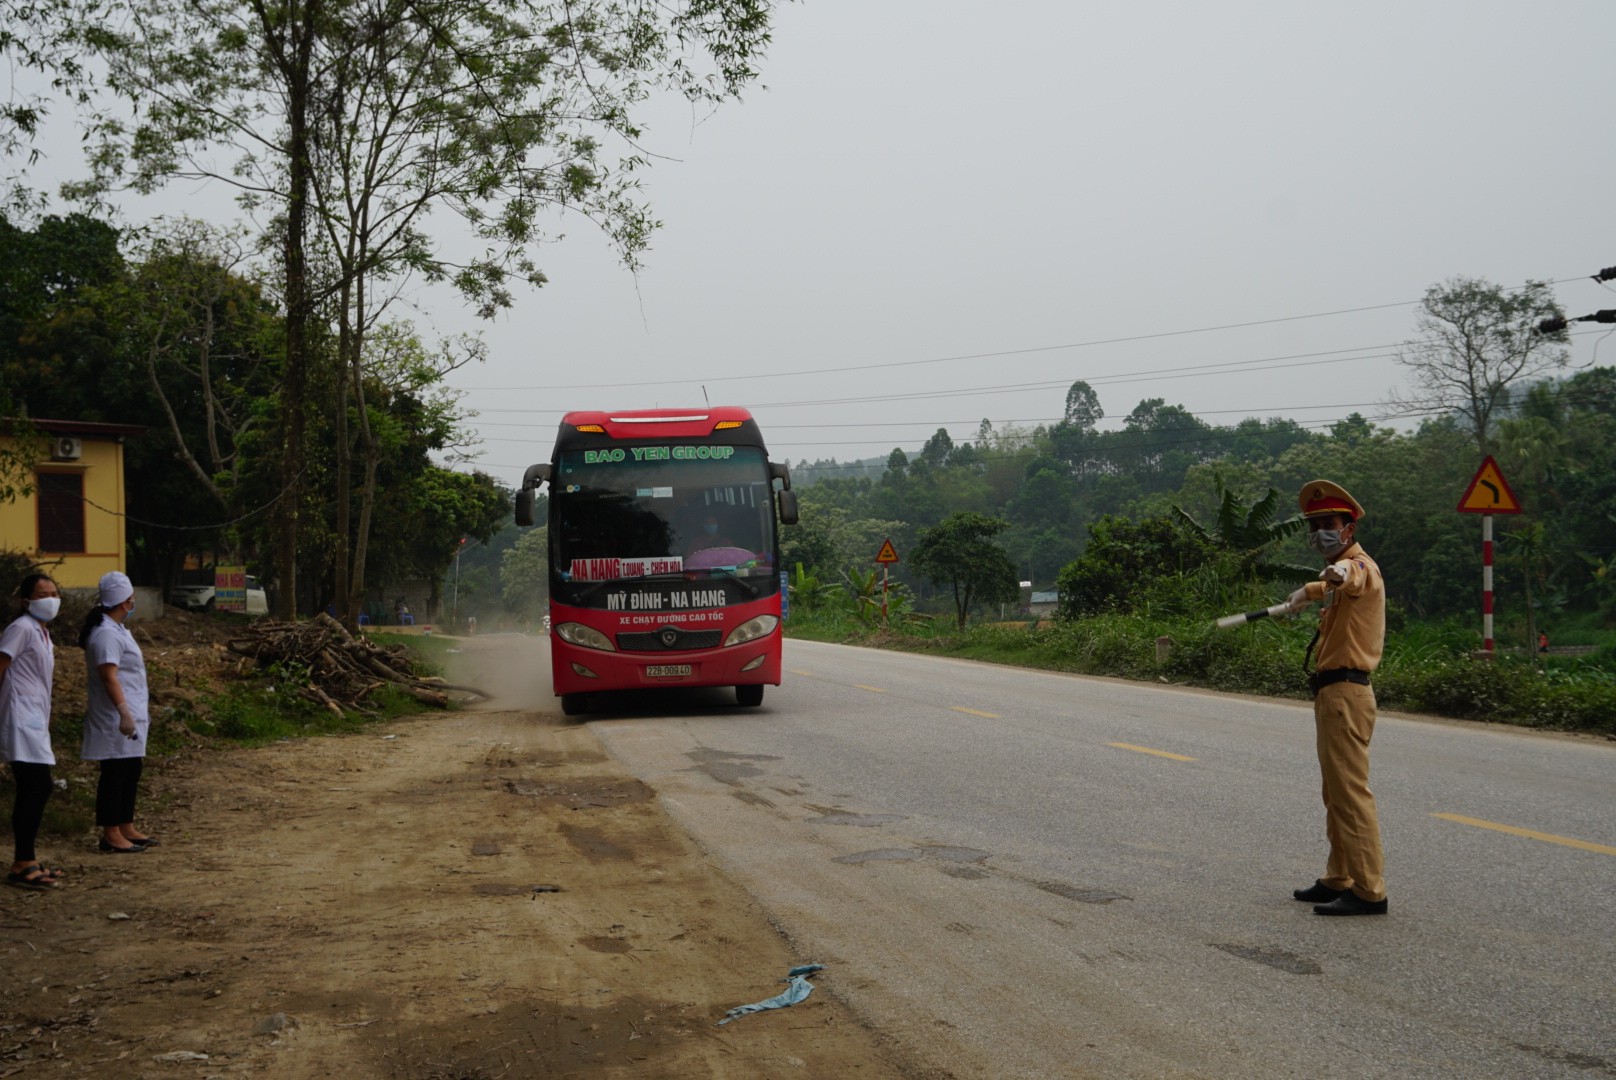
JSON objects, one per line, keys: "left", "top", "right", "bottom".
{"left": 1457, "top": 456, "right": 1522, "bottom": 514}
{"left": 874, "top": 538, "right": 901, "bottom": 564}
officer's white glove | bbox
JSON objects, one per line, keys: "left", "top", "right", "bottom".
{"left": 1286, "top": 586, "right": 1312, "bottom": 613}
{"left": 1320, "top": 560, "right": 1352, "bottom": 586}
{"left": 117, "top": 701, "right": 137, "bottom": 738}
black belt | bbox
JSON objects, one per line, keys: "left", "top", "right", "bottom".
{"left": 1309, "top": 668, "right": 1370, "bottom": 696}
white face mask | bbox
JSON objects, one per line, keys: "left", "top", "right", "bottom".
{"left": 28, "top": 597, "right": 61, "bottom": 622}
{"left": 1307, "top": 529, "right": 1346, "bottom": 557}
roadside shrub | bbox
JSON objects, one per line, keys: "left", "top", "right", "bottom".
{"left": 784, "top": 603, "right": 1614, "bottom": 733}
{"left": 1160, "top": 621, "right": 1306, "bottom": 698}
{"left": 1380, "top": 655, "right": 1616, "bottom": 731}
{"left": 1056, "top": 516, "right": 1215, "bottom": 618}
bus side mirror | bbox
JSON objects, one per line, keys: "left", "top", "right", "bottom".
{"left": 777, "top": 489, "right": 799, "bottom": 525}
{"left": 769, "top": 461, "right": 792, "bottom": 490}
{"left": 513, "top": 463, "right": 552, "bottom": 527}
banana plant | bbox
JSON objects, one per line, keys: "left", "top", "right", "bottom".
{"left": 788, "top": 563, "right": 839, "bottom": 613}
{"left": 842, "top": 565, "right": 910, "bottom": 623}
{"left": 1173, "top": 473, "right": 1308, "bottom": 581}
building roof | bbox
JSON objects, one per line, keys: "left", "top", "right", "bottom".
{"left": 5, "top": 418, "right": 146, "bottom": 438}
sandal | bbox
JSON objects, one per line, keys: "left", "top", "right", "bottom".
{"left": 6, "top": 867, "right": 60, "bottom": 891}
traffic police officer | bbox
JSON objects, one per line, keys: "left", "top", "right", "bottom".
{"left": 1286, "top": 480, "right": 1388, "bottom": 916}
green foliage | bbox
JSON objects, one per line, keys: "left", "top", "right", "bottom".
{"left": 910, "top": 511, "right": 1020, "bottom": 629}
{"left": 785, "top": 609, "right": 1615, "bottom": 733}
{"left": 199, "top": 653, "right": 432, "bottom": 743}
{"left": 787, "top": 563, "right": 838, "bottom": 614}
{"left": 499, "top": 527, "right": 550, "bottom": 617}
{"left": 1172, "top": 474, "right": 1305, "bottom": 571}
{"left": 841, "top": 564, "right": 910, "bottom": 624}
{"left": 1056, "top": 515, "right": 1215, "bottom": 618}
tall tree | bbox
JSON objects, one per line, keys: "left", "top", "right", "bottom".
{"left": 1394, "top": 277, "right": 1569, "bottom": 456}
{"left": 1062, "top": 379, "right": 1103, "bottom": 431}
{"left": 67, "top": 0, "right": 781, "bottom": 616}
{"left": 910, "top": 511, "right": 1019, "bottom": 630}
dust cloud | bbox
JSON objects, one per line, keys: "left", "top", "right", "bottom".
{"left": 440, "top": 632, "right": 556, "bottom": 715}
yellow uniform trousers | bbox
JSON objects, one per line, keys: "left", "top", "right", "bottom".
{"left": 1314, "top": 680, "right": 1385, "bottom": 902}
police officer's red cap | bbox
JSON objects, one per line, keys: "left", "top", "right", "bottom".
{"left": 1298, "top": 480, "right": 1364, "bottom": 521}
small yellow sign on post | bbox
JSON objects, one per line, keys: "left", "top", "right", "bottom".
{"left": 1457, "top": 456, "right": 1522, "bottom": 514}
{"left": 874, "top": 538, "right": 900, "bottom": 564}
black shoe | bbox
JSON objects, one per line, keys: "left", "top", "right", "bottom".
{"left": 1292, "top": 880, "right": 1344, "bottom": 903}
{"left": 1314, "top": 891, "right": 1387, "bottom": 916}
{"left": 98, "top": 839, "right": 144, "bottom": 854}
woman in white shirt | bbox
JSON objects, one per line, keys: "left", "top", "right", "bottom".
{"left": 78, "top": 571, "right": 155, "bottom": 854}
{"left": 0, "top": 572, "right": 64, "bottom": 890}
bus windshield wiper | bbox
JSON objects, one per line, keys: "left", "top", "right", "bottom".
{"left": 701, "top": 566, "right": 760, "bottom": 597}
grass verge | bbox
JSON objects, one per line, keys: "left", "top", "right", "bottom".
{"left": 786, "top": 611, "right": 1616, "bottom": 734}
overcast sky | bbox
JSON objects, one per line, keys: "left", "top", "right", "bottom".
{"left": 20, "top": 2, "right": 1616, "bottom": 490}
{"left": 435, "top": 0, "right": 1616, "bottom": 488}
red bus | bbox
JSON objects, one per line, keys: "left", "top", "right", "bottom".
{"left": 513, "top": 407, "right": 799, "bottom": 715}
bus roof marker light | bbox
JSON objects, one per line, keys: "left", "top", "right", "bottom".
{"left": 715, "top": 421, "right": 742, "bottom": 430}
{"left": 574, "top": 424, "right": 605, "bottom": 433}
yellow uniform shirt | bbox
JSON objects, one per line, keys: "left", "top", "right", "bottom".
{"left": 1302, "top": 543, "right": 1385, "bottom": 673}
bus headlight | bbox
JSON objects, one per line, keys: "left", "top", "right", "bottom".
{"left": 556, "top": 623, "right": 616, "bottom": 651}
{"left": 724, "top": 615, "right": 779, "bottom": 647}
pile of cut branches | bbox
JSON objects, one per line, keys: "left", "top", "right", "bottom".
{"left": 225, "top": 613, "right": 488, "bottom": 716}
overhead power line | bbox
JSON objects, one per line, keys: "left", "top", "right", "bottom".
{"left": 453, "top": 275, "right": 1595, "bottom": 394}
{"left": 461, "top": 324, "right": 1612, "bottom": 423}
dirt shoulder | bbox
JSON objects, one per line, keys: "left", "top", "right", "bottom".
{"left": 0, "top": 633, "right": 911, "bottom": 1078}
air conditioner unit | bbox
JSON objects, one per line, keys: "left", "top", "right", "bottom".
{"left": 52, "top": 436, "right": 82, "bottom": 461}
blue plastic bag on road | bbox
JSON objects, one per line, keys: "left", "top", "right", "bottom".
{"left": 716, "top": 964, "right": 825, "bottom": 1025}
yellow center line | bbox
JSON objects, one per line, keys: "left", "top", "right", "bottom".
{"left": 1107, "top": 742, "right": 1196, "bottom": 762}
{"left": 1433, "top": 813, "right": 1616, "bottom": 856}
{"left": 854, "top": 684, "right": 886, "bottom": 693}
{"left": 789, "top": 669, "right": 813, "bottom": 677}
{"left": 952, "top": 707, "right": 1000, "bottom": 718}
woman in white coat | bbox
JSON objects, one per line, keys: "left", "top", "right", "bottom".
{"left": 0, "top": 572, "right": 64, "bottom": 890}
{"left": 78, "top": 571, "right": 155, "bottom": 853}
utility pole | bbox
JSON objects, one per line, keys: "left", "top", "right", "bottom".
{"left": 452, "top": 537, "right": 467, "bottom": 627}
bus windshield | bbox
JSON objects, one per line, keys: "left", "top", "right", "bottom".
{"left": 552, "top": 445, "right": 779, "bottom": 589}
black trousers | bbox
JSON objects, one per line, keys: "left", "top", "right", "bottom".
{"left": 96, "top": 757, "right": 144, "bottom": 827}
{"left": 9, "top": 761, "right": 53, "bottom": 863}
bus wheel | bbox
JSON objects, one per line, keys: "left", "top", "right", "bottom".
{"left": 735, "top": 684, "right": 764, "bottom": 707}
{"left": 561, "top": 694, "right": 590, "bottom": 717}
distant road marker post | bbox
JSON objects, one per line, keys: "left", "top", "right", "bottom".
{"left": 874, "top": 538, "right": 900, "bottom": 624}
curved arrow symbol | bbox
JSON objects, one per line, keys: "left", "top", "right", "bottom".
{"left": 1479, "top": 479, "right": 1500, "bottom": 504}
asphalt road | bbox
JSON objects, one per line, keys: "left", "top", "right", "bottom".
{"left": 570, "top": 638, "right": 1616, "bottom": 1080}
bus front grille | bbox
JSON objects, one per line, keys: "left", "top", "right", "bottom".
{"left": 617, "top": 628, "right": 723, "bottom": 651}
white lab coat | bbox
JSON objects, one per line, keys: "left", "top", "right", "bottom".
{"left": 0, "top": 613, "right": 56, "bottom": 765}
{"left": 82, "top": 618, "right": 149, "bottom": 761}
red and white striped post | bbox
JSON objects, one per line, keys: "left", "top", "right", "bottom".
{"left": 1459, "top": 456, "right": 1520, "bottom": 658}
{"left": 1481, "top": 514, "right": 1494, "bottom": 653}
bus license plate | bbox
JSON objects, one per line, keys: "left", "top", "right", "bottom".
{"left": 646, "top": 664, "right": 692, "bottom": 677}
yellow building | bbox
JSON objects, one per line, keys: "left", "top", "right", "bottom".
{"left": 0, "top": 419, "right": 144, "bottom": 589}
